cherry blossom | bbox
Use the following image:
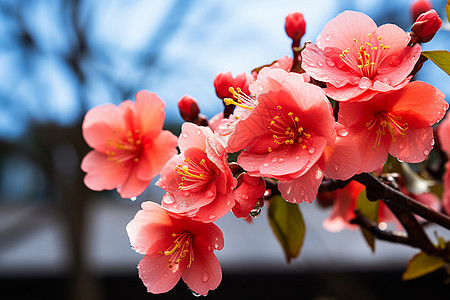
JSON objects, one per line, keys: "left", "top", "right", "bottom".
{"left": 301, "top": 10, "right": 421, "bottom": 102}
{"left": 126, "top": 202, "right": 223, "bottom": 295}
{"left": 338, "top": 81, "right": 447, "bottom": 173}
{"left": 156, "top": 123, "right": 237, "bottom": 223}
{"left": 81, "top": 90, "right": 178, "bottom": 198}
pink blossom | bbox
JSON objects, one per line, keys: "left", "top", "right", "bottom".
{"left": 156, "top": 123, "right": 237, "bottom": 222}
{"left": 213, "top": 71, "right": 253, "bottom": 100}
{"left": 227, "top": 69, "right": 361, "bottom": 203}
{"left": 339, "top": 81, "right": 447, "bottom": 173}
{"left": 301, "top": 11, "right": 421, "bottom": 102}
{"left": 126, "top": 202, "right": 224, "bottom": 295}
{"left": 81, "top": 91, "right": 178, "bottom": 198}
{"left": 232, "top": 173, "right": 266, "bottom": 219}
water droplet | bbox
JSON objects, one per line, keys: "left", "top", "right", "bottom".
{"left": 308, "top": 62, "right": 315, "bottom": 67}
{"left": 202, "top": 272, "right": 210, "bottom": 282}
{"left": 130, "top": 196, "right": 137, "bottom": 201}
{"left": 263, "top": 163, "right": 269, "bottom": 167}
{"left": 241, "top": 193, "right": 249, "bottom": 200}
{"left": 431, "top": 139, "right": 435, "bottom": 146}
{"left": 381, "top": 78, "right": 391, "bottom": 85}
{"left": 182, "top": 191, "right": 191, "bottom": 197}
{"left": 258, "top": 84, "right": 264, "bottom": 91}
{"left": 325, "top": 59, "right": 335, "bottom": 67}
{"left": 250, "top": 206, "right": 261, "bottom": 217}
{"left": 278, "top": 158, "right": 284, "bottom": 163}
{"left": 337, "top": 128, "right": 348, "bottom": 137}
{"left": 208, "top": 214, "right": 216, "bottom": 220}
{"left": 398, "top": 142, "right": 405, "bottom": 150}
{"left": 358, "top": 77, "right": 372, "bottom": 89}
{"left": 196, "top": 129, "right": 202, "bottom": 135}
{"left": 317, "top": 61, "right": 324, "bottom": 67}
{"left": 350, "top": 76, "right": 360, "bottom": 84}
{"left": 182, "top": 133, "right": 189, "bottom": 138}
{"left": 295, "top": 156, "right": 300, "bottom": 160}
{"left": 308, "top": 147, "right": 316, "bottom": 154}
{"left": 324, "top": 34, "right": 332, "bottom": 42}
{"left": 205, "top": 190, "right": 215, "bottom": 198}
{"left": 163, "top": 197, "right": 174, "bottom": 205}
{"left": 300, "top": 189, "right": 305, "bottom": 196}
{"left": 389, "top": 56, "right": 401, "bottom": 67}
{"left": 270, "top": 157, "right": 278, "bottom": 163}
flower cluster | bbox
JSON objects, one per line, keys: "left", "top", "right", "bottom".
{"left": 81, "top": 7, "right": 449, "bottom": 296}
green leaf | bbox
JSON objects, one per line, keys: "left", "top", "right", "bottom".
{"left": 268, "top": 195, "right": 305, "bottom": 262}
{"left": 421, "top": 50, "right": 450, "bottom": 76}
{"left": 356, "top": 188, "right": 379, "bottom": 252}
{"left": 402, "top": 251, "right": 446, "bottom": 280}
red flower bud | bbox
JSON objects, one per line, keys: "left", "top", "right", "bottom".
{"left": 411, "top": 9, "right": 442, "bottom": 44}
{"left": 285, "top": 12, "right": 306, "bottom": 42}
{"left": 213, "top": 71, "right": 253, "bottom": 100}
{"left": 178, "top": 95, "right": 200, "bottom": 122}
{"left": 410, "top": 0, "right": 433, "bottom": 21}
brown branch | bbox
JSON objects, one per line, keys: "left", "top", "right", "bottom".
{"left": 353, "top": 172, "right": 450, "bottom": 231}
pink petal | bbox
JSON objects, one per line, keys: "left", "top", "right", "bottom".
{"left": 178, "top": 122, "right": 210, "bottom": 152}
{"left": 117, "top": 163, "right": 151, "bottom": 198}
{"left": 316, "top": 11, "right": 377, "bottom": 51}
{"left": 388, "top": 127, "right": 434, "bottom": 163}
{"left": 390, "top": 81, "right": 447, "bottom": 126}
{"left": 438, "top": 114, "right": 450, "bottom": 153}
{"left": 138, "top": 255, "right": 182, "bottom": 294}
{"left": 193, "top": 192, "right": 235, "bottom": 223}
{"left": 182, "top": 249, "right": 222, "bottom": 296}
{"left": 82, "top": 104, "right": 126, "bottom": 151}
{"left": 325, "top": 83, "right": 378, "bottom": 102}
{"left": 126, "top": 201, "right": 174, "bottom": 255}
{"left": 81, "top": 150, "right": 131, "bottom": 191}
{"left": 278, "top": 164, "right": 324, "bottom": 203}
{"left": 137, "top": 130, "right": 178, "bottom": 181}
{"left": 322, "top": 130, "right": 362, "bottom": 180}
{"left": 134, "top": 90, "right": 165, "bottom": 136}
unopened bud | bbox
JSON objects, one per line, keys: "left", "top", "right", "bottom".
{"left": 213, "top": 71, "right": 252, "bottom": 100}
{"left": 410, "top": 9, "right": 442, "bottom": 44}
{"left": 285, "top": 12, "right": 306, "bottom": 42}
{"left": 410, "top": 0, "right": 433, "bottom": 21}
{"left": 178, "top": 95, "right": 200, "bottom": 122}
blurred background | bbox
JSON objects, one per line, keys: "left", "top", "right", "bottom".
{"left": 0, "top": 0, "right": 450, "bottom": 299}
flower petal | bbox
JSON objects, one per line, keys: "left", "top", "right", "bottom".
{"left": 388, "top": 127, "right": 434, "bottom": 163}
{"left": 138, "top": 255, "right": 182, "bottom": 294}
{"left": 182, "top": 249, "right": 222, "bottom": 296}
{"left": 278, "top": 164, "right": 324, "bottom": 203}
{"left": 134, "top": 90, "right": 165, "bottom": 136}
{"left": 117, "top": 164, "right": 151, "bottom": 198}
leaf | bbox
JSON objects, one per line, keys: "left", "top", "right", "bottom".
{"left": 268, "top": 195, "right": 305, "bottom": 262}
{"left": 356, "top": 188, "right": 379, "bottom": 252}
{"left": 421, "top": 50, "right": 450, "bottom": 76}
{"left": 402, "top": 251, "right": 446, "bottom": 280}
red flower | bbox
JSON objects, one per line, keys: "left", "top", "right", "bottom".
{"left": 411, "top": 9, "right": 442, "bottom": 44}
{"left": 285, "top": 12, "right": 306, "bottom": 41}
{"left": 213, "top": 71, "right": 253, "bottom": 100}
{"left": 126, "top": 202, "right": 224, "bottom": 295}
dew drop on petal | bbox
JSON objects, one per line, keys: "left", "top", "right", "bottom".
{"left": 196, "top": 129, "right": 202, "bottom": 135}
{"left": 130, "top": 196, "right": 137, "bottom": 201}
{"left": 381, "top": 78, "right": 391, "bottom": 85}
{"left": 263, "top": 163, "right": 269, "bottom": 167}
{"left": 202, "top": 272, "right": 210, "bottom": 282}
{"left": 182, "top": 133, "right": 189, "bottom": 138}
{"left": 337, "top": 128, "right": 348, "bottom": 137}
{"left": 163, "top": 197, "right": 174, "bottom": 205}
{"left": 270, "top": 157, "right": 278, "bottom": 163}
{"left": 295, "top": 156, "right": 300, "bottom": 160}
{"left": 325, "top": 59, "right": 335, "bottom": 67}
{"left": 206, "top": 190, "right": 215, "bottom": 198}
{"left": 250, "top": 207, "right": 262, "bottom": 218}
{"left": 358, "top": 77, "right": 372, "bottom": 89}
{"left": 325, "top": 34, "right": 332, "bottom": 42}
{"left": 308, "top": 147, "right": 316, "bottom": 154}
{"left": 350, "top": 76, "right": 360, "bottom": 84}
{"left": 317, "top": 61, "right": 324, "bottom": 67}
{"left": 278, "top": 158, "right": 284, "bottom": 163}
{"left": 208, "top": 214, "right": 216, "bottom": 220}
{"left": 241, "top": 193, "right": 249, "bottom": 200}
{"left": 398, "top": 142, "right": 406, "bottom": 150}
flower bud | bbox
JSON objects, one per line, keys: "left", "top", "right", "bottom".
{"left": 213, "top": 71, "right": 252, "bottom": 100}
{"left": 410, "top": 0, "right": 433, "bottom": 21}
{"left": 411, "top": 9, "right": 442, "bottom": 44}
{"left": 178, "top": 95, "right": 200, "bottom": 122}
{"left": 285, "top": 12, "right": 306, "bottom": 42}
